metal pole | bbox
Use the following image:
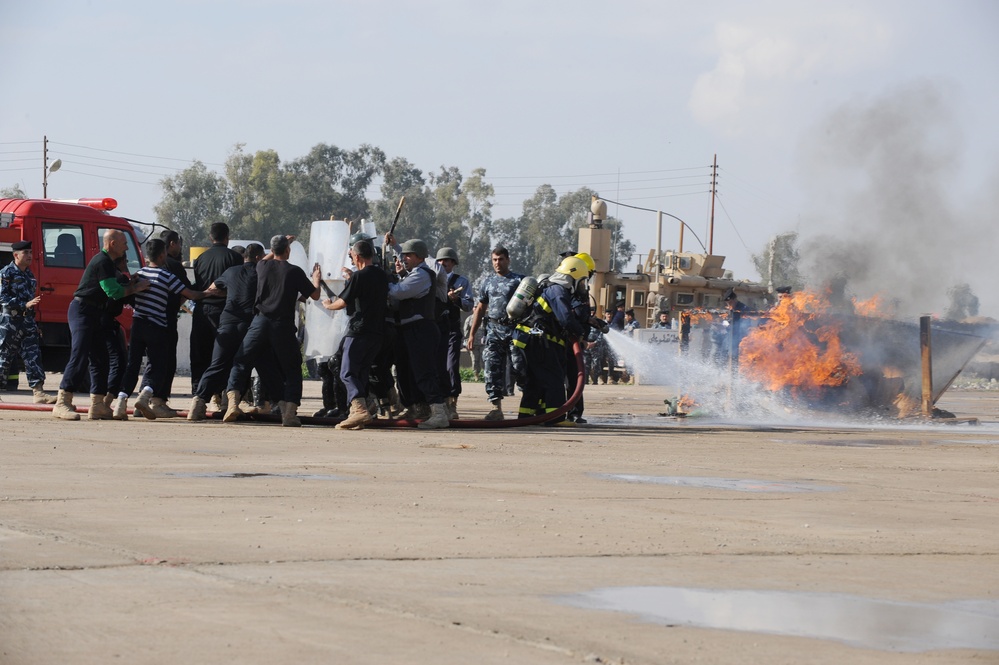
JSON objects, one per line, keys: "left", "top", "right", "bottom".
{"left": 655, "top": 210, "right": 662, "bottom": 282}
{"left": 920, "top": 315, "right": 933, "bottom": 416}
{"left": 43, "top": 135, "right": 49, "bottom": 198}
{"left": 709, "top": 153, "right": 717, "bottom": 255}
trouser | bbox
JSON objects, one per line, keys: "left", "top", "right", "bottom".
{"left": 103, "top": 317, "right": 126, "bottom": 396}
{"left": 514, "top": 331, "right": 567, "bottom": 423}
{"left": 60, "top": 298, "right": 109, "bottom": 394}
{"left": 190, "top": 302, "right": 224, "bottom": 392}
{"left": 369, "top": 324, "right": 396, "bottom": 400}
{"left": 121, "top": 318, "right": 171, "bottom": 396}
{"left": 228, "top": 315, "right": 303, "bottom": 405}
{"left": 482, "top": 323, "right": 514, "bottom": 403}
{"left": 195, "top": 319, "right": 250, "bottom": 400}
{"left": 318, "top": 338, "right": 347, "bottom": 412}
{"left": 436, "top": 318, "right": 462, "bottom": 398}
{"left": 340, "top": 335, "right": 382, "bottom": 404}
{"left": 0, "top": 315, "right": 45, "bottom": 388}
{"left": 156, "top": 321, "right": 179, "bottom": 400}
{"left": 395, "top": 319, "right": 442, "bottom": 407}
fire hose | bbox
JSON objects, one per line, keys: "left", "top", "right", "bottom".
{"left": 0, "top": 341, "right": 587, "bottom": 429}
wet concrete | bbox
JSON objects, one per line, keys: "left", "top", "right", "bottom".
{"left": 560, "top": 586, "right": 999, "bottom": 652}
{"left": 0, "top": 379, "right": 997, "bottom": 664}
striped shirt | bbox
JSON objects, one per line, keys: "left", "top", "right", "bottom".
{"left": 133, "top": 266, "right": 186, "bottom": 328}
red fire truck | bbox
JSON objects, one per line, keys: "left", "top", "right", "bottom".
{"left": 0, "top": 197, "right": 147, "bottom": 371}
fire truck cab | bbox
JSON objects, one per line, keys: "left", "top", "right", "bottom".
{"left": 0, "top": 197, "right": 146, "bottom": 371}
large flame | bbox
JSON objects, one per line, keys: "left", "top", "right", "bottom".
{"left": 738, "top": 291, "right": 862, "bottom": 395}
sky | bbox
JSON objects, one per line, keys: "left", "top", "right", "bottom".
{"left": 4, "top": 0, "right": 999, "bottom": 317}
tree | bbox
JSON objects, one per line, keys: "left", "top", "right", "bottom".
{"left": 155, "top": 161, "right": 229, "bottom": 247}
{"left": 285, "top": 143, "right": 386, "bottom": 224}
{"left": 1, "top": 184, "right": 27, "bottom": 198}
{"left": 225, "top": 147, "right": 292, "bottom": 243}
{"left": 944, "top": 283, "right": 979, "bottom": 321}
{"left": 752, "top": 232, "right": 804, "bottom": 291}
{"left": 372, "top": 157, "right": 435, "bottom": 245}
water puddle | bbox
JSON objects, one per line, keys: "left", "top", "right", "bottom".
{"left": 592, "top": 473, "right": 840, "bottom": 493}
{"left": 558, "top": 586, "right": 999, "bottom": 652}
{"left": 164, "top": 472, "right": 350, "bottom": 481}
{"left": 774, "top": 438, "right": 929, "bottom": 448}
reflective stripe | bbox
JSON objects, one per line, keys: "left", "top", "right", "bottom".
{"left": 536, "top": 296, "right": 553, "bottom": 314}
{"left": 513, "top": 339, "right": 527, "bottom": 348}
{"left": 518, "top": 407, "right": 535, "bottom": 415}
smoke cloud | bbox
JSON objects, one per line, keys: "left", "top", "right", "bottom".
{"left": 795, "top": 80, "right": 998, "bottom": 321}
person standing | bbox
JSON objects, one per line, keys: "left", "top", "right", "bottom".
{"left": 116, "top": 239, "right": 205, "bottom": 420}
{"left": 384, "top": 234, "right": 450, "bottom": 429}
{"left": 223, "top": 235, "right": 322, "bottom": 427}
{"left": 187, "top": 243, "right": 265, "bottom": 421}
{"left": 157, "top": 229, "right": 193, "bottom": 416}
{"left": 0, "top": 240, "right": 56, "bottom": 404}
{"left": 55, "top": 229, "right": 150, "bottom": 421}
{"left": 465, "top": 247, "right": 524, "bottom": 420}
{"left": 513, "top": 256, "right": 587, "bottom": 425}
{"left": 434, "top": 247, "right": 473, "bottom": 419}
{"left": 321, "top": 239, "right": 388, "bottom": 430}
{"left": 190, "top": 223, "right": 242, "bottom": 395}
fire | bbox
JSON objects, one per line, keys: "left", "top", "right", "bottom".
{"left": 853, "top": 294, "right": 893, "bottom": 318}
{"left": 738, "top": 291, "right": 862, "bottom": 395}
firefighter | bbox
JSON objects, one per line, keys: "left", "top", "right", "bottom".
{"left": 0, "top": 240, "right": 56, "bottom": 404}
{"left": 512, "top": 255, "right": 587, "bottom": 425}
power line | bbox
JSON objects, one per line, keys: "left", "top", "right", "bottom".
{"left": 486, "top": 165, "right": 709, "bottom": 179}
{"left": 50, "top": 141, "right": 226, "bottom": 167}
{"left": 60, "top": 168, "right": 162, "bottom": 186}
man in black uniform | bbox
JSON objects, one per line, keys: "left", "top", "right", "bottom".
{"left": 157, "top": 229, "right": 193, "bottom": 416}
{"left": 190, "top": 223, "right": 243, "bottom": 395}
{"left": 54, "top": 229, "right": 149, "bottom": 421}
{"left": 321, "top": 239, "right": 388, "bottom": 430}
{"left": 187, "top": 243, "right": 265, "bottom": 421}
{"left": 224, "top": 235, "right": 321, "bottom": 427}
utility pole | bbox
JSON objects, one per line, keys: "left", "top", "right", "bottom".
{"left": 709, "top": 153, "right": 718, "bottom": 255}
{"left": 43, "top": 135, "right": 50, "bottom": 198}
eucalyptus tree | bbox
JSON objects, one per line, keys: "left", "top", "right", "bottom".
{"left": 155, "top": 161, "right": 230, "bottom": 247}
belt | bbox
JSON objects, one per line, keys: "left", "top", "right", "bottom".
{"left": 2, "top": 305, "right": 29, "bottom": 317}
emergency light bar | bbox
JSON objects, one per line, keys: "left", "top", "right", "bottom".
{"left": 53, "top": 198, "right": 118, "bottom": 211}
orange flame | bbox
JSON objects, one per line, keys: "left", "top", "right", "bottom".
{"left": 853, "top": 294, "right": 894, "bottom": 318}
{"left": 738, "top": 291, "right": 862, "bottom": 395}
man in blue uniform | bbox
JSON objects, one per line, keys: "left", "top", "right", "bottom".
{"left": 434, "top": 247, "right": 474, "bottom": 419}
{"left": 465, "top": 247, "right": 524, "bottom": 420}
{"left": 0, "top": 240, "right": 56, "bottom": 404}
{"left": 56, "top": 229, "right": 150, "bottom": 421}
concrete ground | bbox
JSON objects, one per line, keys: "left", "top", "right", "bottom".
{"left": 1, "top": 377, "right": 997, "bottom": 664}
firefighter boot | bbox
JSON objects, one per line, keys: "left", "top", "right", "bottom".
{"left": 485, "top": 399, "right": 504, "bottom": 421}
{"left": 133, "top": 390, "right": 156, "bottom": 420}
{"left": 32, "top": 384, "right": 56, "bottom": 404}
{"left": 223, "top": 390, "right": 243, "bottom": 423}
{"left": 336, "top": 398, "right": 372, "bottom": 430}
{"left": 280, "top": 401, "right": 301, "bottom": 428}
{"left": 446, "top": 396, "right": 459, "bottom": 420}
{"left": 417, "top": 402, "right": 450, "bottom": 429}
{"left": 89, "top": 394, "right": 114, "bottom": 420}
{"left": 52, "top": 390, "right": 80, "bottom": 421}
{"left": 149, "top": 397, "right": 176, "bottom": 419}
{"left": 187, "top": 396, "right": 207, "bottom": 422}
{"left": 113, "top": 396, "right": 129, "bottom": 421}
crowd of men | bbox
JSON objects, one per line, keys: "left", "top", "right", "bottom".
{"left": 0, "top": 223, "right": 606, "bottom": 428}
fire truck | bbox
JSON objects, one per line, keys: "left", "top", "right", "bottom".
{"left": 0, "top": 197, "right": 147, "bottom": 371}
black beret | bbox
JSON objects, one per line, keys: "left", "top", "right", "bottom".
{"left": 776, "top": 286, "right": 792, "bottom": 294}
{"left": 11, "top": 240, "right": 31, "bottom": 251}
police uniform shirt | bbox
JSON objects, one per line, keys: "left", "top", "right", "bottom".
{"left": 254, "top": 260, "right": 315, "bottom": 321}
{"left": 73, "top": 250, "right": 117, "bottom": 306}
{"left": 0, "top": 262, "right": 38, "bottom": 318}
{"left": 477, "top": 271, "right": 525, "bottom": 323}
{"left": 338, "top": 265, "right": 388, "bottom": 337}
{"left": 214, "top": 262, "right": 258, "bottom": 325}
{"left": 193, "top": 245, "right": 242, "bottom": 307}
